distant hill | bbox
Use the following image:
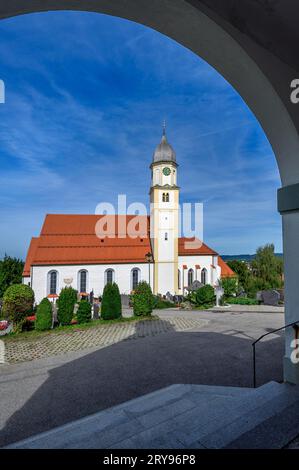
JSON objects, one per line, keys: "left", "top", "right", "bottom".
{"left": 222, "top": 253, "right": 283, "bottom": 262}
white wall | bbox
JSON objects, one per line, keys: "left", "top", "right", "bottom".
{"left": 31, "top": 263, "right": 154, "bottom": 304}
{"left": 178, "top": 255, "right": 221, "bottom": 294}
{"left": 22, "top": 276, "right": 31, "bottom": 286}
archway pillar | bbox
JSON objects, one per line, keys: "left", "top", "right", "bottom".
{"left": 279, "top": 184, "right": 299, "bottom": 384}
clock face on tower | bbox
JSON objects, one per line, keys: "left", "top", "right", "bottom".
{"left": 163, "top": 167, "right": 171, "bottom": 176}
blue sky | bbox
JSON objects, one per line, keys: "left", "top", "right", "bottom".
{"left": 0, "top": 11, "right": 282, "bottom": 259}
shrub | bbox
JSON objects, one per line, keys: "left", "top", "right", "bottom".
{"left": 77, "top": 299, "right": 92, "bottom": 324}
{"left": 194, "top": 285, "right": 215, "bottom": 307}
{"left": 131, "top": 281, "right": 154, "bottom": 316}
{"left": 153, "top": 296, "right": 174, "bottom": 309}
{"left": 101, "top": 282, "right": 122, "bottom": 320}
{"left": 35, "top": 298, "right": 52, "bottom": 331}
{"left": 220, "top": 277, "right": 238, "bottom": 298}
{"left": 57, "top": 287, "right": 78, "bottom": 325}
{"left": 226, "top": 297, "right": 258, "bottom": 305}
{"left": 2, "top": 284, "right": 34, "bottom": 331}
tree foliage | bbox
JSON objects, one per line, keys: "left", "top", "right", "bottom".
{"left": 35, "top": 298, "right": 52, "bottom": 331}
{"left": 220, "top": 276, "right": 238, "bottom": 298}
{"left": 0, "top": 255, "right": 24, "bottom": 298}
{"left": 251, "top": 244, "right": 283, "bottom": 290}
{"left": 57, "top": 287, "right": 77, "bottom": 325}
{"left": 77, "top": 299, "right": 92, "bottom": 324}
{"left": 194, "top": 285, "right": 215, "bottom": 307}
{"left": 2, "top": 284, "right": 34, "bottom": 330}
{"left": 101, "top": 282, "right": 122, "bottom": 320}
{"left": 227, "top": 244, "right": 283, "bottom": 298}
{"left": 131, "top": 281, "right": 154, "bottom": 316}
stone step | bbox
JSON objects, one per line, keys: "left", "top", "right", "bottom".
{"left": 112, "top": 382, "right": 286, "bottom": 448}
{"left": 225, "top": 398, "right": 299, "bottom": 449}
{"left": 198, "top": 383, "right": 299, "bottom": 448}
{"left": 6, "top": 382, "right": 299, "bottom": 449}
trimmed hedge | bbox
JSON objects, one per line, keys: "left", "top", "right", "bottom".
{"left": 226, "top": 297, "right": 258, "bottom": 305}
{"left": 77, "top": 300, "right": 92, "bottom": 324}
{"left": 101, "top": 282, "right": 122, "bottom": 320}
{"left": 153, "top": 296, "right": 174, "bottom": 309}
{"left": 2, "top": 284, "right": 34, "bottom": 331}
{"left": 131, "top": 281, "right": 154, "bottom": 316}
{"left": 57, "top": 287, "right": 78, "bottom": 325}
{"left": 35, "top": 298, "right": 52, "bottom": 331}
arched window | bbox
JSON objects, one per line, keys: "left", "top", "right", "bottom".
{"left": 162, "top": 192, "right": 170, "bottom": 202}
{"left": 131, "top": 268, "right": 140, "bottom": 290}
{"left": 48, "top": 270, "right": 58, "bottom": 295}
{"left": 201, "top": 268, "right": 207, "bottom": 285}
{"left": 178, "top": 269, "right": 181, "bottom": 289}
{"left": 188, "top": 269, "right": 194, "bottom": 287}
{"left": 154, "top": 168, "right": 161, "bottom": 185}
{"left": 105, "top": 269, "right": 114, "bottom": 285}
{"left": 79, "top": 270, "right": 88, "bottom": 293}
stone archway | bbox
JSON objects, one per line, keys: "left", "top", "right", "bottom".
{"left": 1, "top": 0, "right": 299, "bottom": 382}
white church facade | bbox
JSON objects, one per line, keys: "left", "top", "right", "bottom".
{"left": 22, "top": 128, "right": 234, "bottom": 303}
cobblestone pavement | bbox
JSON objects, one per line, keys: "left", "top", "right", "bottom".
{"left": 3, "top": 316, "right": 206, "bottom": 364}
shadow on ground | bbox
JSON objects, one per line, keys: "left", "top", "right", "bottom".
{"left": 0, "top": 319, "right": 284, "bottom": 447}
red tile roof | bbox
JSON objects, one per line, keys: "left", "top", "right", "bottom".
{"left": 22, "top": 215, "right": 152, "bottom": 274}
{"left": 178, "top": 237, "right": 218, "bottom": 255}
{"left": 22, "top": 215, "right": 234, "bottom": 277}
{"left": 23, "top": 237, "right": 39, "bottom": 277}
{"left": 218, "top": 256, "right": 236, "bottom": 278}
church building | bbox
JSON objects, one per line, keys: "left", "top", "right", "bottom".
{"left": 22, "top": 127, "right": 234, "bottom": 303}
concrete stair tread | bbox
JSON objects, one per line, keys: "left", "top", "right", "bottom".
{"left": 225, "top": 399, "right": 299, "bottom": 449}
{"left": 198, "top": 384, "right": 299, "bottom": 448}
{"left": 5, "top": 382, "right": 299, "bottom": 449}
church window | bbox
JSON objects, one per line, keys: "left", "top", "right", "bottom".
{"left": 131, "top": 268, "right": 140, "bottom": 290}
{"left": 79, "top": 270, "right": 87, "bottom": 293}
{"left": 48, "top": 270, "right": 58, "bottom": 295}
{"left": 105, "top": 269, "right": 114, "bottom": 285}
{"left": 154, "top": 169, "right": 161, "bottom": 185}
{"left": 201, "top": 268, "right": 207, "bottom": 285}
{"left": 188, "top": 269, "right": 194, "bottom": 287}
{"left": 162, "top": 192, "right": 170, "bottom": 202}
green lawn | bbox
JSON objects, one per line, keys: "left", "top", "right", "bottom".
{"left": 3, "top": 315, "right": 157, "bottom": 343}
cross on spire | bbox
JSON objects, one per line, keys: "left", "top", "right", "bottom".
{"left": 162, "top": 120, "right": 166, "bottom": 136}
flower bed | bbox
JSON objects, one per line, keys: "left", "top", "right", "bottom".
{"left": 0, "top": 320, "right": 13, "bottom": 336}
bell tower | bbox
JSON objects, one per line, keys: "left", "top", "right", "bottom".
{"left": 150, "top": 124, "right": 179, "bottom": 295}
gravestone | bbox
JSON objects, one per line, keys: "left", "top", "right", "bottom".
{"left": 121, "top": 294, "right": 130, "bottom": 307}
{"left": 190, "top": 280, "right": 203, "bottom": 291}
{"left": 173, "top": 295, "right": 183, "bottom": 304}
{"left": 256, "top": 291, "right": 263, "bottom": 302}
{"left": 93, "top": 302, "right": 100, "bottom": 320}
{"left": 276, "top": 289, "right": 284, "bottom": 302}
{"left": 237, "top": 289, "right": 247, "bottom": 298}
{"left": 261, "top": 290, "right": 280, "bottom": 306}
{"left": 165, "top": 292, "right": 174, "bottom": 302}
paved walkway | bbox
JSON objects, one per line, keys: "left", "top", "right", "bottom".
{"left": 3, "top": 316, "right": 207, "bottom": 364}
{"left": 0, "top": 308, "right": 285, "bottom": 447}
